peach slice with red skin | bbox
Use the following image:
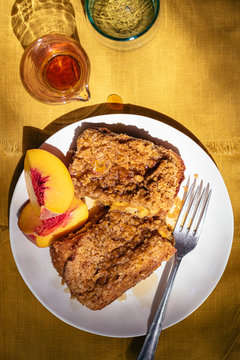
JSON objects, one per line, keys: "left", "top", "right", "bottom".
{"left": 18, "top": 197, "right": 88, "bottom": 247}
{"left": 24, "top": 149, "right": 74, "bottom": 219}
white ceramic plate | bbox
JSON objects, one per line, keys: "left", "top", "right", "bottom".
{"left": 9, "top": 114, "right": 234, "bottom": 337}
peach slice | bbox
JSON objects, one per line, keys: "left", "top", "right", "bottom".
{"left": 24, "top": 149, "right": 74, "bottom": 218}
{"left": 18, "top": 197, "right": 88, "bottom": 247}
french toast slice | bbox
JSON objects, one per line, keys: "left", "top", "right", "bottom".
{"left": 51, "top": 210, "right": 175, "bottom": 310}
{"left": 69, "top": 128, "right": 185, "bottom": 216}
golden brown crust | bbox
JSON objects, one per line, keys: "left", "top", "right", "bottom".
{"left": 50, "top": 235, "right": 77, "bottom": 278}
{"left": 62, "top": 210, "right": 176, "bottom": 310}
{"left": 69, "top": 128, "right": 185, "bottom": 216}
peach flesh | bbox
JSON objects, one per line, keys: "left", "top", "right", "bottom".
{"left": 30, "top": 168, "right": 49, "bottom": 206}
{"left": 18, "top": 197, "right": 89, "bottom": 247}
{"left": 24, "top": 149, "right": 75, "bottom": 218}
{"left": 34, "top": 211, "right": 70, "bottom": 236}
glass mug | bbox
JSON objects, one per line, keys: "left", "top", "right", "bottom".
{"left": 85, "top": 0, "right": 160, "bottom": 50}
{"left": 20, "top": 33, "right": 90, "bottom": 104}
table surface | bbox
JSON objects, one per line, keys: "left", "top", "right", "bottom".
{"left": 1, "top": 0, "right": 239, "bottom": 359}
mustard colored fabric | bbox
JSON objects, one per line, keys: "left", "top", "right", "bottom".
{"left": 0, "top": 1, "right": 239, "bottom": 359}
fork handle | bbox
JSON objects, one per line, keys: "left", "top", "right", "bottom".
{"left": 137, "top": 255, "right": 182, "bottom": 360}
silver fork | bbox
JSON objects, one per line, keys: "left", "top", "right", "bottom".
{"left": 137, "top": 178, "right": 212, "bottom": 360}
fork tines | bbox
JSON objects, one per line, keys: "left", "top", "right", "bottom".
{"left": 174, "top": 177, "right": 212, "bottom": 237}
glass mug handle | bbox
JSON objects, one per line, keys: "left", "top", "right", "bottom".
{"left": 71, "top": 84, "right": 90, "bottom": 102}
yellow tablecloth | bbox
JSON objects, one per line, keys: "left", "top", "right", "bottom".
{"left": 1, "top": 0, "right": 239, "bottom": 359}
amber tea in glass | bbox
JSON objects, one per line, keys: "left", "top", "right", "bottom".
{"left": 20, "top": 33, "right": 90, "bottom": 104}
